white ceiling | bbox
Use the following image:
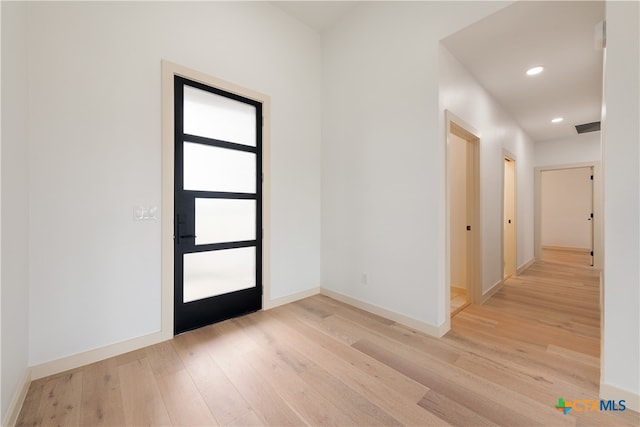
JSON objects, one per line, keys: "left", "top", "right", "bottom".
{"left": 442, "top": 1, "right": 605, "bottom": 142}
{"left": 271, "top": 1, "right": 359, "bottom": 33}
{"left": 273, "top": 1, "right": 605, "bottom": 142}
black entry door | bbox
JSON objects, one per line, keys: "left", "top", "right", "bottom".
{"left": 174, "top": 76, "right": 262, "bottom": 334}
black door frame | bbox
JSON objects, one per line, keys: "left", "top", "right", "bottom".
{"left": 173, "top": 75, "right": 263, "bottom": 334}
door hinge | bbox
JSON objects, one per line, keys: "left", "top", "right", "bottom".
{"left": 590, "top": 175, "right": 594, "bottom": 180}
{"left": 591, "top": 251, "right": 594, "bottom": 257}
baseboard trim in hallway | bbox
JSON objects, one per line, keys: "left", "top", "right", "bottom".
{"left": 481, "top": 279, "right": 504, "bottom": 303}
{"left": 321, "top": 287, "right": 448, "bottom": 337}
{"left": 517, "top": 257, "right": 536, "bottom": 275}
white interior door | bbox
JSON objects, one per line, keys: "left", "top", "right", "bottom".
{"left": 504, "top": 158, "right": 516, "bottom": 278}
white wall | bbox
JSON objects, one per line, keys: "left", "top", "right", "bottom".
{"left": 541, "top": 168, "right": 592, "bottom": 249}
{"left": 321, "top": 1, "right": 515, "bottom": 329}
{"left": 601, "top": 0, "right": 640, "bottom": 408}
{"left": 535, "top": 131, "right": 601, "bottom": 167}
{"left": 1, "top": 1, "right": 30, "bottom": 419}
{"left": 440, "top": 47, "right": 535, "bottom": 294}
{"left": 26, "top": 1, "right": 322, "bottom": 366}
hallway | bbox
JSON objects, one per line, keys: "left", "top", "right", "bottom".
{"left": 447, "top": 259, "right": 609, "bottom": 422}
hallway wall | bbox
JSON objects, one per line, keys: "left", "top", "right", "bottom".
{"left": 321, "top": 1, "right": 524, "bottom": 330}
{"left": 439, "top": 47, "right": 535, "bottom": 296}
{"left": 0, "top": 1, "right": 30, "bottom": 420}
{"left": 601, "top": 0, "right": 640, "bottom": 408}
{"left": 535, "top": 131, "right": 601, "bottom": 167}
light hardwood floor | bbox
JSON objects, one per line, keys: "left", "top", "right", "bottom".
{"left": 17, "top": 260, "right": 639, "bottom": 426}
{"left": 450, "top": 287, "right": 469, "bottom": 317}
{"left": 542, "top": 246, "right": 592, "bottom": 267}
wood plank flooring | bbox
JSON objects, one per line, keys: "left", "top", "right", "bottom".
{"left": 450, "top": 287, "right": 469, "bottom": 317}
{"left": 542, "top": 246, "right": 592, "bottom": 267}
{"left": 17, "top": 259, "right": 639, "bottom": 426}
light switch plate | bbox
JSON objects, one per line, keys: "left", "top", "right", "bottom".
{"left": 134, "top": 206, "right": 158, "bottom": 221}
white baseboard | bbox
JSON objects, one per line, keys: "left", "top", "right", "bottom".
{"left": 517, "top": 258, "right": 536, "bottom": 275}
{"left": 320, "top": 287, "right": 447, "bottom": 337}
{"left": 600, "top": 382, "right": 640, "bottom": 412}
{"left": 263, "top": 287, "right": 320, "bottom": 310}
{"left": 439, "top": 318, "right": 451, "bottom": 336}
{"left": 30, "top": 330, "right": 170, "bottom": 380}
{"left": 482, "top": 280, "right": 504, "bottom": 303}
{"left": 542, "top": 245, "right": 591, "bottom": 253}
{"left": 3, "top": 367, "right": 32, "bottom": 427}
{"left": 29, "top": 287, "right": 322, "bottom": 381}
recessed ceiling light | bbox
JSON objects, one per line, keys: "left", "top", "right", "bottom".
{"left": 526, "top": 66, "right": 544, "bottom": 76}
{"left": 551, "top": 117, "right": 564, "bottom": 123}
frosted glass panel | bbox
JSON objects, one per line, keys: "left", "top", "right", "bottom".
{"left": 195, "top": 198, "right": 255, "bottom": 245}
{"left": 184, "top": 142, "right": 256, "bottom": 193}
{"left": 183, "top": 248, "right": 255, "bottom": 303}
{"left": 184, "top": 85, "right": 256, "bottom": 146}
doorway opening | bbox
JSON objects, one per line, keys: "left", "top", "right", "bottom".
{"left": 539, "top": 166, "right": 594, "bottom": 267}
{"left": 446, "top": 112, "right": 481, "bottom": 318}
{"left": 161, "top": 61, "right": 271, "bottom": 338}
{"left": 503, "top": 155, "right": 516, "bottom": 279}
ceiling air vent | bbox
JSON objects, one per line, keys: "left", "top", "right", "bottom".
{"left": 575, "top": 121, "right": 601, "bottom": 134}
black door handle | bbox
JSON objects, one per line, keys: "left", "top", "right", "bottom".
{"left": 175, "top": 214, "right": 196, "bottom": 245}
